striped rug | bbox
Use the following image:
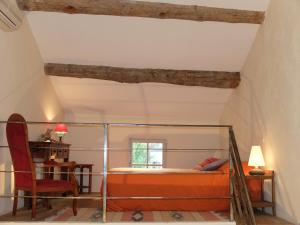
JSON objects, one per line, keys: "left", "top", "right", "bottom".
{"left": 45, "top": 208, "right": 229, "bottom": 222}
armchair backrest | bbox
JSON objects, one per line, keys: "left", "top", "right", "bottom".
{"left": 6, "top": 114, "right": 35, "bottom": 188}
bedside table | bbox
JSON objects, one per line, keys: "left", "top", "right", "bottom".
{"left": 246, "top": 170, "right": 275, "bottom": 216}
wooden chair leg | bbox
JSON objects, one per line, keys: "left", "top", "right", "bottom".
{"left": 73, "top": 188, "right": 78, "bottom": 216}
{"left": 12, "top": 189, "right": 18, "bottom": 216}
{"left": 31, "top": 193, "right": 37, "bottom": 220}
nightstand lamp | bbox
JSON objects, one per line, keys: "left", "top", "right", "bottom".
{"left": 55, "top": 124, "right": 68, "bottom": 142}
{"left": 248, "top": 145, "right": 265, "bottom": 175}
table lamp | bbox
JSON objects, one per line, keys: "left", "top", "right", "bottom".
{"left": 54, "top": 124, "right": 68, "bottom": 142}
{"left": 248, "top": 145, "right": 265, "bottom": 175}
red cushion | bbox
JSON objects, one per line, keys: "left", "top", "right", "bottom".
{"left": 36, "top": 179, "right": 73, "bottom": 189}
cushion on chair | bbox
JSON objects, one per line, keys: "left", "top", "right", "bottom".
{"left": 36, "top": 179, "right": 73, "bottom": 189}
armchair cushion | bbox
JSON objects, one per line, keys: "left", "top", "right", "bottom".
{"left": 37, "top": 179, "right": 73, "bottom": 189}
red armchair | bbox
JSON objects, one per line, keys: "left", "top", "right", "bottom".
{"left": 6, "top": 114, "right": 78, "bottom": 219}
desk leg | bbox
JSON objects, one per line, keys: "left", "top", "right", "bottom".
{"left": 88, "top": 166, "right": 92, "bottom": 193}
{"left": 80, "top": 167, "right": 83, "bottom": 194}
{"left": 24, "top": 191, "right": 32, "bottom": 209}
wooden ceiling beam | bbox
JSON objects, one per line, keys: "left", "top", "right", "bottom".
{"left": 44, "top": 63, "right": 240, "bottom": 89}
{"left": 17, "top": 0, "right": 264, "bottom": 24}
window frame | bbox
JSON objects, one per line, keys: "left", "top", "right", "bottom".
{"left": 129, "top": 139, "right": 167, "bottom": 168}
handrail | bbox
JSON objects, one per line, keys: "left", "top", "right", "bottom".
{"left": 0, "top": 119, "right": 254, "bottom": 223}
{"left": 229, "top": 127, "right": 256, "bottom": 225}
{"left": 0, "top": 120, "right": 232, "bottom": 128}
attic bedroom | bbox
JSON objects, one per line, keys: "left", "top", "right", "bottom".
{"left": 0, "top": 0, "right": 299, "bottom": 225}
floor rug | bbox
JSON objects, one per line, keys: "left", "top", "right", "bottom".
{"left": 45, "top": 208, "right": 229, "bottom": 222}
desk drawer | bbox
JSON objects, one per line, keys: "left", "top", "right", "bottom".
{"left": 56, "top": 148, "right": 69, "bottom": 159}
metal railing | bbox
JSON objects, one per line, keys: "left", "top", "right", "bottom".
{"left": 229, "top": 127, "right": 256, "bottom": 225}
{"left": 0, "top": 120, "right": 256, "bottom": 224}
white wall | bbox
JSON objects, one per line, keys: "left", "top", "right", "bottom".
{"left": 221, "top": 0, "right": 300, "bottom": 223}
{"left": 0, "top": 18, "right": 64, "bottom": 216}
{"left": 108, "top": 126, "right": 224, "bottom": 169}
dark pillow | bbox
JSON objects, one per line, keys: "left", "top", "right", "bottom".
{"left": 201, "top": 159, "right": 228, "bottom": 171}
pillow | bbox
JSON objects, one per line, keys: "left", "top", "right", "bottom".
{"left": 194, "top": 157, "right": 219, "bottom": 170}
{"left": 201, "top": 159, "right": 228, "bottom": 171}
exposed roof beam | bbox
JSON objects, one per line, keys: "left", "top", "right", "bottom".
{"left": 44, "top": 63, "right": 240, "bottom": 89}
{"left": 17, "top": 0, "right": 264, "bottom": 24}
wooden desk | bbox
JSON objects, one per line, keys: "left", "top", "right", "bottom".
{"left": 29, "top": 141, "right": 70, "bottom": 180}
{"left": 29, "top": 141, "right": 70, "bottom": 161}
{"left": 246, "top": 170, "right": 275, "bottom": 216}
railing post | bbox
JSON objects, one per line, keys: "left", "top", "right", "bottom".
{"left": 102, "top": 124, "right": 108, "bottom": 223}
{"left": 229, "top": 134, "right": 234, "bottom": 221}
{"left": 229, "top": 127, "right": 256, "bottom": 225}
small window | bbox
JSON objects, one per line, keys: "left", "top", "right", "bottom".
{"left": 131, "top": 140, "right": 164, "bottom": 168}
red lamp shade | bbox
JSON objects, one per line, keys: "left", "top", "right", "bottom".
{"left": 55, "top": 124, "right": 68, "bottom": 139}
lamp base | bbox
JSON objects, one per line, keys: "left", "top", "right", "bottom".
{"left": 249, "top": 168, "right": 265, "bottom": 175}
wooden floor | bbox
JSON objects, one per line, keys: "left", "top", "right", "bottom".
{"left": 0, "top": 194, "right": 294, "bottom": 224}
{"left": 255, "top": 214, "right": 293, "bottom": 225}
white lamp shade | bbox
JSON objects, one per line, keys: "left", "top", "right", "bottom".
{"left": 248, "top": 146, "right": 265, "bottom": 167}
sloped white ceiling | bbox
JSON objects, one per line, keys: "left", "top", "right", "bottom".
{"left": 50, "top": 77, "right": 233, "bottom": 124}
{"left": 25, "top": 0, "right": 270, "bottom": 123}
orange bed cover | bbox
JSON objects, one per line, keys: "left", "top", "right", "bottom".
{"left": 104, "top": 162, "right": 261, "bottom": 211}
